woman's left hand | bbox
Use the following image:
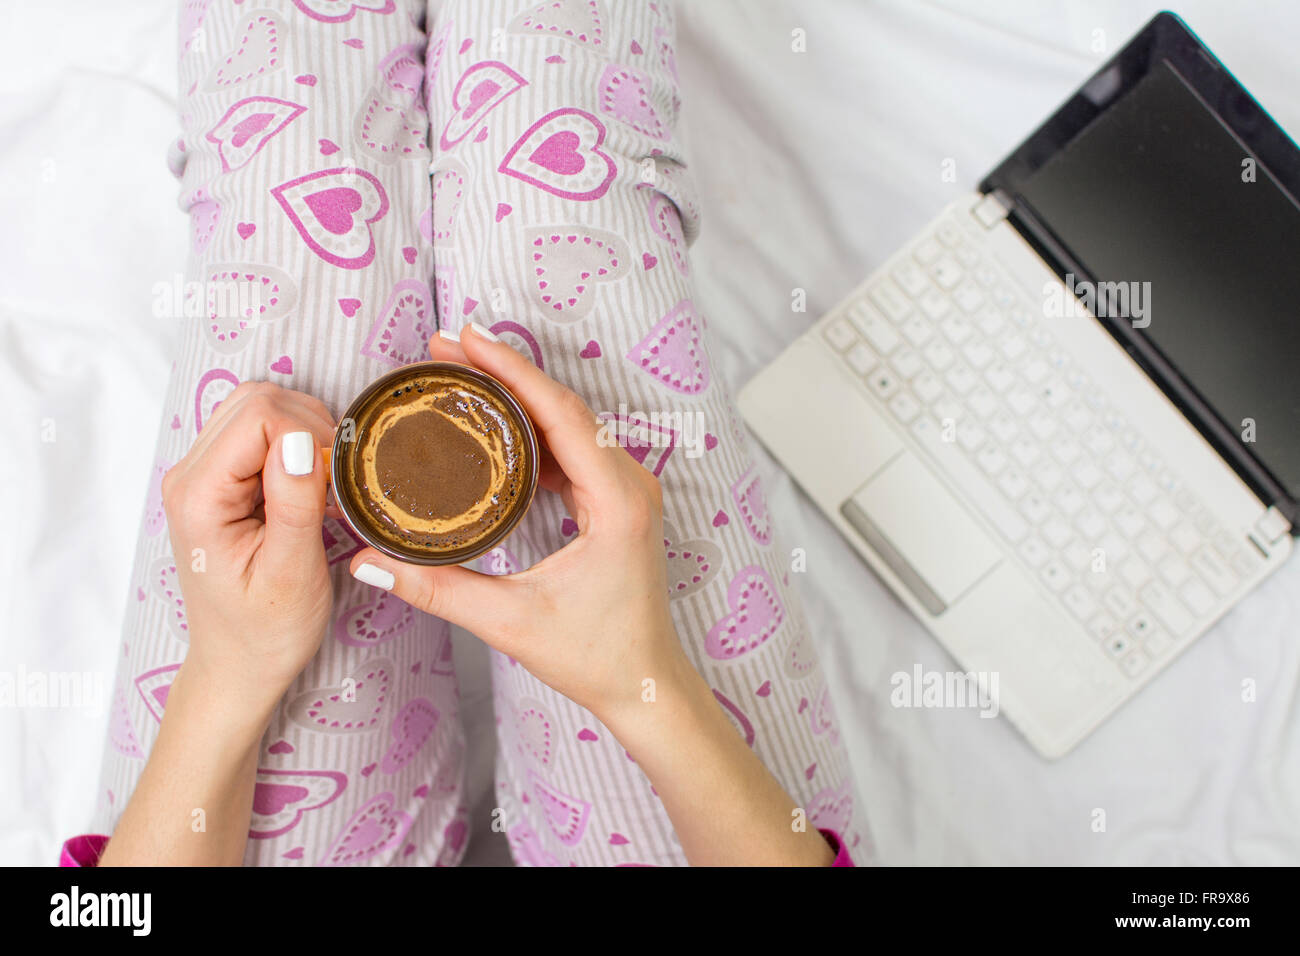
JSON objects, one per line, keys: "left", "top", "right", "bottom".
{"left": 161, "top": 381, "right": 338, "bottom": 714}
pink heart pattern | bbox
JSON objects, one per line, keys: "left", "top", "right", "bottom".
{"left": 291, "top": 0, "right": 395, "bottom": 23}
{"left": 180, "top": 0, "right": 212, "bottom": 54}
{"left": 712, "top": 689, "right": 756, "bottom": 747}
{"left": 705, "top": 566, "right": 785, "bottom": 660}
{"left": 191, "top": 199, "right": 221, "bottom": 255}
{"left": 202, "top": 263, "right": 298, "bottom": 354}
{"left": 595, "top": 410, "right": 676, "bottom": 476}
{"left": 647, "top": 191, "right": 689, "bottom": 275}
{"left": 134, "top": 664, "right": 181, "bottom": 723}
{"left": 598, "top": 64, "right": 668, "bottom": 140}
{"left": 430, "top": 159, "right": 468, "bottom": 246}
{"left": 425, "top": 16, "right": 454, "bottom": 91}
{"left": 808, "top": 683, "right": 841, "bottom": 744}
{"left": 148, "top": 556, "right": 189, "bottom": 641}
{"left": 783, "top": 629, "right": 820, "bottom": 683}
{"left": 499, "top": 108, "right": 616, "bottom": 202}
{"left": 108, "top": 685, "right": 145, "bottom": 759}
{"left": 731, "top": 467, "right": 772, "bottom": 546}
{"left": 529, "top": 769, "right": 591, "bottom": 846}
{"left": 662, "top": 518, "right": 721, "bottom": 598}
{"left": 205, "top": 12, "right": 283, "bottom": 90}
{"left": 481, "top": 546, "right": 521, "bottom": 575}
{"left": 272, "top": 168, "right": 389, "bottom": 269}
{"left": 523, "top": 226, "right": 629, "bottom": 321}
{"left": 143, "top": 458, "right": 170, "bottom": 537}
{"left": 354, "top": 43, "right": 429, "bottom": 163}
{"left": 194, "top": 367, "right": 239, "bottom": 433}
{"left": 808, "top": 779, "right": 853, "bottom": 838}
{"left": 627, "top": 299, "right": 710, "bottom": 395}
{"left": 514, "top": 697, "right": 554, "bottom": 767}
{"left": 206, "top": 96, "right": 305, "bottom": 172}
{"left": 249, "top": 769, "right": 347, "bottom": 839}
{"left": 380, "top": 698, "right": 439, "bottom": 774}
{"left": 322, "top": 517, "right": 364, "bottom": 565}
{"left": 359, "top": 278, "right": 435, "bottom": 367}
{"left": 287, "top": 658, "right": 392, "bottom": 734}
{"left": 508, "top": 819, "right": 561, "bottom": 867}
{"left": 334, "top": 590, "right": 416, "bottom": 648}
{"left": 509, "top": 0, "right": 605, "bottom": 48}
{"left": 320, "top": 792, "right": 413, "bottom": 866}
{"left": 441, "top": 61, "right": 528, "bottom": 150}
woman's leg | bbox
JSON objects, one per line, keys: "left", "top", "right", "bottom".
{"left": 94, "top": 0, "right": 467, "bottom": 865}
{"left": 424, "top": 0, "right": 869, "bottom": 865}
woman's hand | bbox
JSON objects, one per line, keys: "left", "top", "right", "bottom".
{"left": 348, "top": 324, "right": 692, "bottom": 725}
{"left": 101, "top": 381, "right": 337, "bottom": 866}
{"left": 161, "top": 380, "right": 337, "bottom": 714}
{"left": 348, "top": 326, "right": 837, "bottom": 866}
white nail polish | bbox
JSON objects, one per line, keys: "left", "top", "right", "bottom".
{"left": 437, "top": 327, "right": 460, "bottom": 343}
{"left": 353, "top": 562, "right": 395, "bottom": 591}
{"left": 468, "top": 321, "right": 499, "bottom": 342}
{"left": 282, "top": 431, "right": 315, "bottom": 476}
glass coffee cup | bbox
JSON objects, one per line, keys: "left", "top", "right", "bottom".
{"left": 329, "top": 361, "right": 539, "bottom": 566}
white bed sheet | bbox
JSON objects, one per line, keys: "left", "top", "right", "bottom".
{"left": 2, "top": 0, "right": 1296, "bottom": 866}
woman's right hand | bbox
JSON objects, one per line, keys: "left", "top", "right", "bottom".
{"left": 347, "top": 323, "right": 694, "bottom": 725}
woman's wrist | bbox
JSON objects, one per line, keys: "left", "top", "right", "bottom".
{"left": 593, "top": 629, "right": 708, "bottom": 743}
{"left": 169, "top": 654, "right": 281, "bottom": 751}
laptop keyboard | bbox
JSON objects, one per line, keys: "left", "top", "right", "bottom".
{"left": 822, "top": 213, "right": 1262, "bottom": 680}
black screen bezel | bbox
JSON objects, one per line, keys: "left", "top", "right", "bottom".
{"left": 980, "top": 10, "right": 1300, "bottom": 526}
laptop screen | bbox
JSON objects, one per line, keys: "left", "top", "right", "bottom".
{"left": 982, "top": 13, "right": 1300, "bottom": 516}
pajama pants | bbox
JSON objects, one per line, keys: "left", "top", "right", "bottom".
{"left": 94, "top": 0, "right": 868, "bottom": 866}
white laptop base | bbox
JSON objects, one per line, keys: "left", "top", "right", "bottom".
{"left": 739, "top": 193, "right": 1293, "bottom": 759}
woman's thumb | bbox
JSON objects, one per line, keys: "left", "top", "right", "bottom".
{"left": 261, "top": 430, "right": 328, "bottom": 580}
{"left": 347, "top": 549, "right": 523, "bottom": 651}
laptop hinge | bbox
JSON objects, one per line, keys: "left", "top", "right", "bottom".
{"left": 972, "top": 190, "right": 1012, "bottom": 229}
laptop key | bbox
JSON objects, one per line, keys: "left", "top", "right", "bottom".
{"left": 930, "top": 256, "right": 963, "bottom": 290}
{"left": 1063, "top": 586, "right": 1098, "bottom": 620}
{"left": 824, "top": 318, "right": 858, "bottom": 352}
{"left": 1041, "top": 559, "right": 1070, "bottom": 592}
{"left": 850, "top": 307, "right": 902, "bottom": 354}
{"left": 893, "top": 260, "right": 929, "bottom": 297}
{"left": 891, "top": 347, "right": 923, "bottom": 379}
{"left": 1138, "top": 581, "right": 1194, "bottom": 637}
{"left": 845, "top": 342, "right": 877, "bottom": 376}
{"left": 866, "top": 369, "right": 900, "bottom": 400}
{"left": 1179, "top": 575, "right": 1216, "bottom": 616}
{"left": 1104, "top": 587, "right": 1136, "bottom": 618}
{"left": 1120, "top": 651, "right": 1148, "bottom": 678}
{"left": 1190, "top": 548, "right": 1236, "bottom": 596}
{"left": 868, "top": 281, "right": 910, "bottom": 322}
{"left": 1088, "top": 612, "right": 1118, "bottom": 641}
{"left": 887, "top": 390, "right": 921, "bottom": 424}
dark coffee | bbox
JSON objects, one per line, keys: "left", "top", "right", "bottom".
{"left": 333, "top": 362, "right": 537, "bottom": 565}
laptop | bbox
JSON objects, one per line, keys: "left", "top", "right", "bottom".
{"left": 737, "top": 12, "right": 1300, "bottom": 758}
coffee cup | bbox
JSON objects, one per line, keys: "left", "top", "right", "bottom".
{"left": 329, "top": 361, "right": 538, "bottom": 566}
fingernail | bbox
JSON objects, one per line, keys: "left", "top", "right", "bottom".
{"left": 467, "top": 321, "right": 499, "bottom": 343}
{"left": 353, "top": 562, "right": 395, "bottom": 591}
{"left": 282, "top": 431, "right": 315, "bottom": 476}
{"left": 437, "top": 327, "right": 460, "bottom": 343}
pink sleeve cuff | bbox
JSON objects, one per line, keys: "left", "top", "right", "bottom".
{"left": 818, "top": 828, "right": 854, "bottom": 867}
{"left": 60, "top": 834, "right": 109, "bottom": 867}
{"left": 61, "top": 831, "right": 852, "bottom": 867}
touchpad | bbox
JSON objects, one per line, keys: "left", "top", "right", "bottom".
{"left": 841, "top": 451, "right": 1002, "bottom": 615}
